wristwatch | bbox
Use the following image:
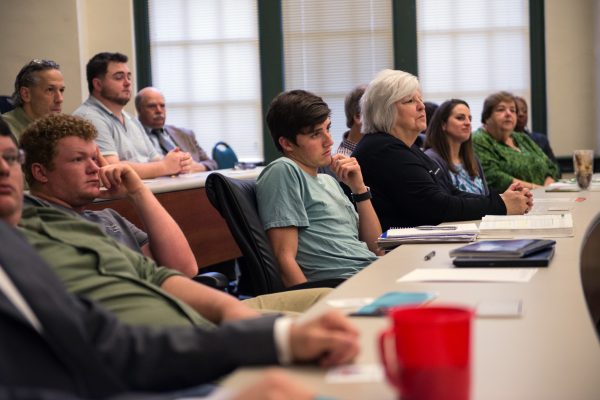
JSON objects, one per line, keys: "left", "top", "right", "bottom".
{"left": 351, "top": 186, "right": 372, "bottom": 203}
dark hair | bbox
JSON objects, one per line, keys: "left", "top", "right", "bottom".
{"left": 0, "top": 117, "right": 18, "bottom": 146}
{"left": 424, "top": 102, "right": 439, "bottom": 128}
{"left": 266, "top": 90, "right": 331, "bottom": 152}
{"left": 480, "top": 91, "right": 515, "bottom": 124}
{"left": 20, "top": 114, "right": 98, "bottom": 187}
{"left": 424, "top": 99, "right": 479, "bottom": 178}
{"left": 344, "top": 85, "right": 367, "bottom": 128}
{"left": 11, "top": 59, "right": 61, "bottom": 107}
{"left": 86, "top": 52, "right": 128, "bottom": 94}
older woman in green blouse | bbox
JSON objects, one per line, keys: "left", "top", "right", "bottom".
{"left": 472, "top": 91, "right": 560, "bottom": 191}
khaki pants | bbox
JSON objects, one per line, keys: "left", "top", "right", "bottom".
{"left": 242, "top": 288, "right": 332, "bottom": 315}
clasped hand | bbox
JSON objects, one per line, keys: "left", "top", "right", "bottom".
{"left": 502, "top": 182, "right": 534, "bottom": 214}
{"left": 164, "top": 148, "right": 193, "bottom": 175}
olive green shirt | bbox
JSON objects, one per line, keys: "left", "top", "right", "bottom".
{"left": 472, "top": 128, "right": 560, "bottom": 192}
{"left": 2, "top": 106, "right": 33, "bottom": 141}
{"left": 18, "top": 205, "right": 213, "bottom": 328}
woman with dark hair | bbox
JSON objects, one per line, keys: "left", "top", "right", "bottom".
{"left": 353, "top": 70, "right": 532, "bottom": 230}
{"left": 472, "top": 91, "right": 560, "bottom": 192}
{"left": 424, "top": 99, "right": 489, "bottom": 195}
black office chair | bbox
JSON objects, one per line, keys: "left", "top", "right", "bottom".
{"left": 212, "top": 141, "right": 239, "bottom": 169}
{"left": 205, "top": 173, "right": 344, "bottom": 296}
{"left": 192, "top": 271, "right": 230, "bottom": 292}
{"left": 0, "top": 96, "right": 15, "bottom": 114}
{"left": 581, "top": 216, "right": 600, "bottom": 337}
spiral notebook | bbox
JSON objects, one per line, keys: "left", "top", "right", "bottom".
{"left": 478, "top": 214, "right": 574, "bottom": 238}
{"left": 377, "top": 223, "right": 479, "bottom": 249}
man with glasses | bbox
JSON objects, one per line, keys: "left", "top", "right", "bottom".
{"left": 74, "top": 52, "right": 193, "bottom": 179}
{"left": 0, "top": 116, "right": 358, "bottom": 399}
{"left": 2, "top": 59, "right": 65, "bottom": 140}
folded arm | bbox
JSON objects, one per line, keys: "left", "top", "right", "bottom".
{"left": 266, "top": 226, "right": 308, "bottom": 287}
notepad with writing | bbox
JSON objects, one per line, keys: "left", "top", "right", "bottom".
{"left": 478, "top": 214, "right": 573, "bottom": 238}
{"left": 377, "top": 223, "right": 479, "bottom": 249}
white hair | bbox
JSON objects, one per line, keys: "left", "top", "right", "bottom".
{"left": 360, "top": 69, "right": 420, "bottom": 134}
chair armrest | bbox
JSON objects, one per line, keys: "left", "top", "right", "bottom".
{"left": 192, "top": 271, "right": 230, "bottom": 291}
{"left": 285, "top": 278, "right": 345, "bottom": 291}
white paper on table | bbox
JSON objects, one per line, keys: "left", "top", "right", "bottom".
{"left": 397, "top": 268, "right": 538, "bottom": 283}
{"left": 533, "top": 197, "right": 578, "bottom": 203}
{"left": 326, "top": 364, "right": 384, "bottom": 383}
{"left": 327, "top": 297, "right": 374, "bottom": 308}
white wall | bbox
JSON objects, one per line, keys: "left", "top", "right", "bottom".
{"left": 0, "top": 0, "right": 597, "bottom": 156}
{"left": 0, "top": 0, "right": 137, "bottom": 114}
{"left": 545, "top": 0, "right": 599, "bottom": 156}
{"left": 0, "top": 0, "right": 83, "bottom": 113}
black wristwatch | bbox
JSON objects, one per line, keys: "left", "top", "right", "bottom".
{"left": 351, "top": 186, "right": 372, "bottom": 203}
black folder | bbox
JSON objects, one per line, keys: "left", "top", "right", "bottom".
{"left": 453, "top": 246, "right": 555, "bottom": 268}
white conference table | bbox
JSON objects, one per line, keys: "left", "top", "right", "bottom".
{"left": 222, "top": 188, "right": 600, "bottom": 400}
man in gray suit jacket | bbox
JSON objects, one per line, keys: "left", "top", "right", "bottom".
{"left": 0, "top": 116, "right": 358, "bottom": 399}
{"left": 136, "top": 87, "right": 218, "bottom": 172}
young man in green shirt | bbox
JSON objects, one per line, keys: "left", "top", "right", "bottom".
{"left": 257, "top": 90, "right": 382, "bottom": 287}
{"left": 18, "top": 113, "right": 330, "bottom": 328}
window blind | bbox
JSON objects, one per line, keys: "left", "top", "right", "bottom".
{"left": 148, "top": 0, "right": 262, "bottom": 160}
{"left": 417, "top": 0, "right": 530, "bottom": 127}
{"left": 282, "top": 0, "right": 393, "bottom": 145}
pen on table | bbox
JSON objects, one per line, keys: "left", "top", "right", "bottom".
{"left": 424, "top": 250, "right": 436, "bottom": 261}
{"left": 416, "top": 225, "right": 457, "bottom": 230}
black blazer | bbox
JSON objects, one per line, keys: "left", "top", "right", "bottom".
{"left": 353, "top": 132, "right": 506, "bottom": 230}
{"left": 0, "top": 221, "right": 278, "bottom": 399}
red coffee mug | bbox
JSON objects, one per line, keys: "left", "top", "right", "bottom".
{"left": 379, "top": 305, "right": 473, "bottom": 400}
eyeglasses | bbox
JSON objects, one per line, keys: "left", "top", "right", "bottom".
{"left": 1, "top": 149, "right": 25, "bottom": 166}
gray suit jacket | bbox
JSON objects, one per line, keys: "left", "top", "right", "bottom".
{"left": 0, "top": 221, "right": 278, "bottom": 399}
{"left": 164, "top": 125, "right": 218, "bottom": 170}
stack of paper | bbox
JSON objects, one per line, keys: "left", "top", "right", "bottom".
{"left": 478, "top": 214, "right": 573, "bottom": 238}
{"left": 377, "top": 223, "right": 479, "bottom": 249}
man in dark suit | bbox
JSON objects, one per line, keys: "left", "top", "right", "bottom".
{"left": 136, "top": 87, "right": 218, "bottom": 172}
{"left": 0, "top": 116, "right": 359, "bottom": 399}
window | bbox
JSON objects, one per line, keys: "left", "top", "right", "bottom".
{"left": 282, "top": 0, "right": 393, "bottom": 145}
{"left": 416, "top": 0, "right": 530, "bottom": 126}
{"left": 148, "top": 0, "right": 262, "bottom": 160}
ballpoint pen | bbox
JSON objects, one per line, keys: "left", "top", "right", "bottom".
{"left": 416, "top": 225, "right": 457, "bottom": 230}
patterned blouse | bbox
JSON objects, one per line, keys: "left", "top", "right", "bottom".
{"left": 449, "top": 163, "right": 485, "bottom": 195}
{"left": 472, "top": 128, "right": 560, "bottom": 192}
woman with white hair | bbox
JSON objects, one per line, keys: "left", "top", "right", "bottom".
{"left": 352, "top": 69, "right": 532, "bottom": 230}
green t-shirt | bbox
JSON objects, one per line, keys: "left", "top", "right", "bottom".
{"left": 18, "top": 206, "right": 213, "bottom": 328}
{"left": 2, "top": 107, "right": 33, "bottom": 141}
{"left": 256, "top": 157, "right": 377, "bottom": 281}
{"left": 472, "top": 128, "right": 560, "bottom": 191}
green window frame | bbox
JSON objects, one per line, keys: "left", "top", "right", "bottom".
{"left": 134, "top": 0, "right": 546, "bottom": 163}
